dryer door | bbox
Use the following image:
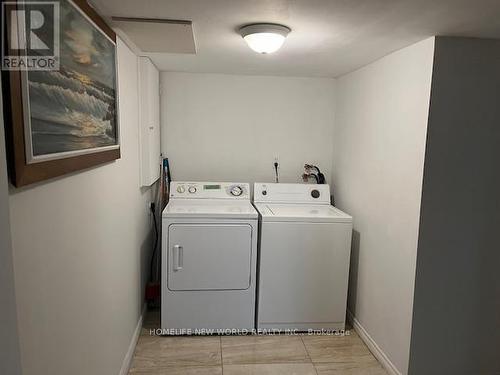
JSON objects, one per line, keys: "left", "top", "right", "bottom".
{"left": 167, "top": 224, "right": 253, "bottom": 291}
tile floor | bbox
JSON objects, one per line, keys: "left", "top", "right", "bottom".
{"left": 128, "top": 310, "right": 387, "bottom": 374}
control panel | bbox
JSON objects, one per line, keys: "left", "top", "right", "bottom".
{"left": 253, "top": 183, "right": 331, "bottom": 204}
{"left": 170, "top": 182, "right": 250, "bottom": 200}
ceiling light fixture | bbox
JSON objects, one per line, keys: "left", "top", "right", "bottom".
{"left": 239, "top": 23, "right": 291, "bottom": 54}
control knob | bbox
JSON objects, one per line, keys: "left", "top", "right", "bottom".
{"left": 176, "top": 185, "right": 185, "bottom": 193}
{"left": 230, "top": 185, "right": 243, "bottom": 196}
{"left": 188, "top": 186, "right": 197, "bottom": 194}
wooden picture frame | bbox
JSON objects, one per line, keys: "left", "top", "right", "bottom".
{"left": 2, "top": 0, "right": 120, "bottom": 187}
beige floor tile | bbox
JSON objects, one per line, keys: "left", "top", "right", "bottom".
{"left": 130, "top": 313, "right": 385, "bottom": 374}
{"left": 130, "top": 366, "right": 222, "bottom": 375}
{"left": 224, "top": 363, "right": 317, "bottom": 375}
{"left": 221, "top": 335, "right": 310, "bottom": 364}
{"left": 314, "top": 361, "right": 387, "bottom": 375}
{"left": 301, "top": 333, "right": 375, "bottom": 364}
{"left": 129, "top": 335, "right": 221, "bottom": 371}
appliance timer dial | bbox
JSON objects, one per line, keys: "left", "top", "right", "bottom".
{"left": 230, "top": 185, "right": 243, "bottom": 196}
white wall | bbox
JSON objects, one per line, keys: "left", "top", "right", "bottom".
{"left": 7, "top": 38, "right": 152, "bottom": 375}
{"left": 161, "top": 72, "right": 335, "bottom": 184}
{"left": 332, "top": 38, "right": 435, "bottom": 374}
{"left": 0, "top": 78, "right": 22, "bottom": 375}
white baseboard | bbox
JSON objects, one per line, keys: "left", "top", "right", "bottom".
{"left": 347, "top": 310, "right": 402, "bottom": 375}
{"left": 119, "top": 304, "right": 147, "bottom": 375}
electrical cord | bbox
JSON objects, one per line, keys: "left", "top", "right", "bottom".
{"left": 316, "top": 170, "right": 326, "bottom": 184}
{"left": 274, "top": 161, "right": 279, "bottom": 183}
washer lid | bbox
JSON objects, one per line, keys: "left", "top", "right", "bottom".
{"left": 255, "top": 203, "right": 352, "bottom": 223}
{"left": 163, "top": 200, "right": 258, "bottom": 219}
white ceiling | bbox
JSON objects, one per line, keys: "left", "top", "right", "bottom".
{"left": 91, "top": 0, "right": 500, "bottom": 78}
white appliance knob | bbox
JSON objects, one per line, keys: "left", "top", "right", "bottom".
{"left": 177, "top": 185, "right": 185, "bottom": 193}
{"left": 188, "top": 186, "right": 197, "bottom": 194}
{"left": 230, "top": 186, "right": 243, "bottom": 196}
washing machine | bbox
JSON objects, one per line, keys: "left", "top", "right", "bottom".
{"left": 254, "top": 183, "right": 353, "bottom": 331}
{"left": 161, "top": 181, "right": 258, "bottom": 333}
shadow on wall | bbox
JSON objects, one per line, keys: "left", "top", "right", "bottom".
{"left": 347, "top": 230, "right": 361, "bottom": 316}
{"left": 139, "top": 227, "right": 154, "bottom": 308}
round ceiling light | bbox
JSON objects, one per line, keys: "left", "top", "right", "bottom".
{"left": 239, "top": 23, "right": 291, "bottom": 54}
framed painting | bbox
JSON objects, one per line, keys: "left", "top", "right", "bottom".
{"left": 2, "top": 0, "right": 120, "bottom": 187}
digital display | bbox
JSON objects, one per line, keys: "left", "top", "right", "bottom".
{"left": 204, "top": 184, "right": 221, "bottom": 190}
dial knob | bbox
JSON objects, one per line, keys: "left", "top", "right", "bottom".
{"left": 188, "top": 186, "right": 197, "bottom": 194}
{"left": 176, "top": 185, "right": 185, "bottom": 193}
{"left": 230, "top": 185, "right": 243, "bottom": 196}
